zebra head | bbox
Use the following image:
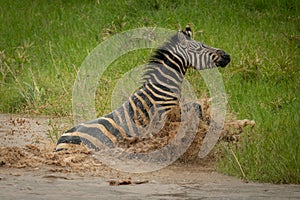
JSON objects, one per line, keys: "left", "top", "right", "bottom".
{"left": 176, "top": 25, "right": 230, "bottom": 70}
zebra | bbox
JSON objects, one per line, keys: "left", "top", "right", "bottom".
{"left": 56, "top": 25, "right": 230, "bottom": 152}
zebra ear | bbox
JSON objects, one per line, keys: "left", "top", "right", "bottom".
{"left": 185, "top": 25, "right": 192, "bottom": 38}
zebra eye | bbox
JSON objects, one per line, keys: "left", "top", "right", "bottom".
{"left": 188, "top": 46, "right": 200, "bottom": 53}
{"left": 195, "top": 47, "right": 202, "bottom": 52}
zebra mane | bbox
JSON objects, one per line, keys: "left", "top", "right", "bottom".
{"left": 141, "top": 31, "right": 191, "bottom": 85}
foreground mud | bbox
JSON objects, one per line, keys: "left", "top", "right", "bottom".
{"left": 0, "top": 114, "right": 299, "bottom": 200}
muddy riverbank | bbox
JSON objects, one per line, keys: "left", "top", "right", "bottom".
{"left": 0, "top": 114, "right": 299, "bottom": 199}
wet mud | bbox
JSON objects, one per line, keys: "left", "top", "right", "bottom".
{"left": 0, "top": 114, "right": 299, "bottom": 200}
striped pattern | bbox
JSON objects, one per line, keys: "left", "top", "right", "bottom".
{"left": 56, "top": 25, "right": 230, "bottom": 151}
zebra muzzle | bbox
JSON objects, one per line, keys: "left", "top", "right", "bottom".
{"left": 216, "top": 50, "right": 230, "bottom": 67}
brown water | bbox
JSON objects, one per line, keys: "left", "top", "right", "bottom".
{"left": 0, "top": 114, "right": 299, "bottom": 200}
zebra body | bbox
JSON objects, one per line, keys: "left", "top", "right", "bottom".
{"left": 56, "top": 26, "right": 230, "bottom": 151}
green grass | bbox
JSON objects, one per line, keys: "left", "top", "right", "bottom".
{"left": 217, "top": 77, "right": 299, "bottom": 183}
{"left": 0, "top": 0, "right": 299, "bottom": 183}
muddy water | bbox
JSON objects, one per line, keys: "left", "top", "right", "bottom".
{"left": 0, "top": 114, "right": 299, "bottom": 200}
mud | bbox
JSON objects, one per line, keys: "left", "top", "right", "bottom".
{"left": 0, "top": 114, "right": 299, "bottom": 200}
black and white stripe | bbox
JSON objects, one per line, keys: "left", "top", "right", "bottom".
{"left": 56, "top": 25, "right": 230, "bottom": 151}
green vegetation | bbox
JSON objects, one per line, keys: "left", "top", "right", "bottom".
{"left": 0, "top": 0, "right": 299, "bottom": 183}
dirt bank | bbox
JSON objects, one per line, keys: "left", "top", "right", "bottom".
{"left": 0, "top": 114, "right": 299, "bottom": 200}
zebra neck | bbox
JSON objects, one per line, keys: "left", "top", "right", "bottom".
{"left": 128, "top": 47, "right": 187, "bottom": 130}
{"left": 143, "top": 57, "right": 186, "bottom": 96}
